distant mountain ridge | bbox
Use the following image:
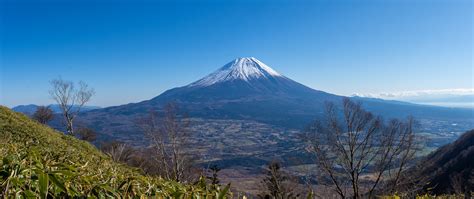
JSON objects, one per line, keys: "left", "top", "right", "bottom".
{"left": 13, "top": 104, "right": 100, "bottom": 114}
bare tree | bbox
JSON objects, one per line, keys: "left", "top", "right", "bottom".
{"left": 136, "top": 103, "right": 194, "bottom": 183}
{"left": 450, "top": 172, "right": 464, "bottom": 194}
{"left": 76, "top": 127, "right": 97, "bottom": 142}
{"left": 32, "top": 106, "right": 54, "bottom": 124}
{"left": 49, "top": 78, "right": 94, "bottom": 136}
{"left": 101, "top": 141, "right": 134, "bottom": 163}
{"left": 383, "top": 163, "right": 428, "bottom": 198}
{"left": 303, "top": 98, "right": 418, "bottom": 199}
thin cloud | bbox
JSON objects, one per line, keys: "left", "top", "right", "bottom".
{"left": 353, "top": 88, "right": 474, "bottom": 99}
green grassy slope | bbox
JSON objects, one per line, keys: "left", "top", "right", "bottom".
{"left": 0, "top": 106, "right": 229, "bottom": 198}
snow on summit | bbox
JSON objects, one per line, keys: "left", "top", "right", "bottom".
{"left": 190, "top": 57, "right": 282, "bottom": 87}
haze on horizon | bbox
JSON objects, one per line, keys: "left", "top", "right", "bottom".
{"left": 1, "top": 0, "right": 472, "bottom": 107}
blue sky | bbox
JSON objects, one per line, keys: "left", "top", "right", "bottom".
{"left": 1, "top": 0, "right": 472, "bottom": 107}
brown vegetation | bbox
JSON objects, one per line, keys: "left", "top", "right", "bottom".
{"left": 303, "top": 98, "right": 419, "bottom": 198}
{"left": 136, "top": 103, "right": 196, "bottom": 183}
{"left": 32, "top": 105, "right": 54, "bottom": 124}
{"left": 76, "top": 127, "right": 97, "bottom": 142}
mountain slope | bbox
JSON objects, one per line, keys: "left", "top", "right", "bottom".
{"left": 0, "top": 106, "right": 227, "bottom": 197}
{"left": 415, "top": 129, "right": 474, "bottom": 194}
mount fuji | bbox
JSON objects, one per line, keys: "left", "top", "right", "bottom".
{"left": 158, "top": 57, "right": 333, "bottom": 101}
{"left": 125, "top": 57, "right": 342, "bottom": 128}
{"left": 189, "top": 57, "right": 283, "bottom": 87}
{"left": 76, "top": 57, "right": 473, "bottom": 143}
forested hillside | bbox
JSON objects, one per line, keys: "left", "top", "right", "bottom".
{"left": 415, "top": 130, "right": 474, "bottom": 195}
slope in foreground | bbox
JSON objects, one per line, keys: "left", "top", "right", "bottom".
{"left": 0, "top": 106, "right": 229, "bottom": 198}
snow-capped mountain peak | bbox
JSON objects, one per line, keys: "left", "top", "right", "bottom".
{"left": 189, "top": 57, "right": 283, "bottom": 87}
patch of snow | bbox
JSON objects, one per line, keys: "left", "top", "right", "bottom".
{"left": 189, "top": 57, "right": 282, "bottom": 87}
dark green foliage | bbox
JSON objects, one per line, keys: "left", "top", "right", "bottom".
{"left": 207, "top": 165, "right": 221, "bottom": 185}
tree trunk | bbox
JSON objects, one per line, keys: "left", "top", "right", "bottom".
{"left": 66, "top": 117, "right": 74, "bottom": 136}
